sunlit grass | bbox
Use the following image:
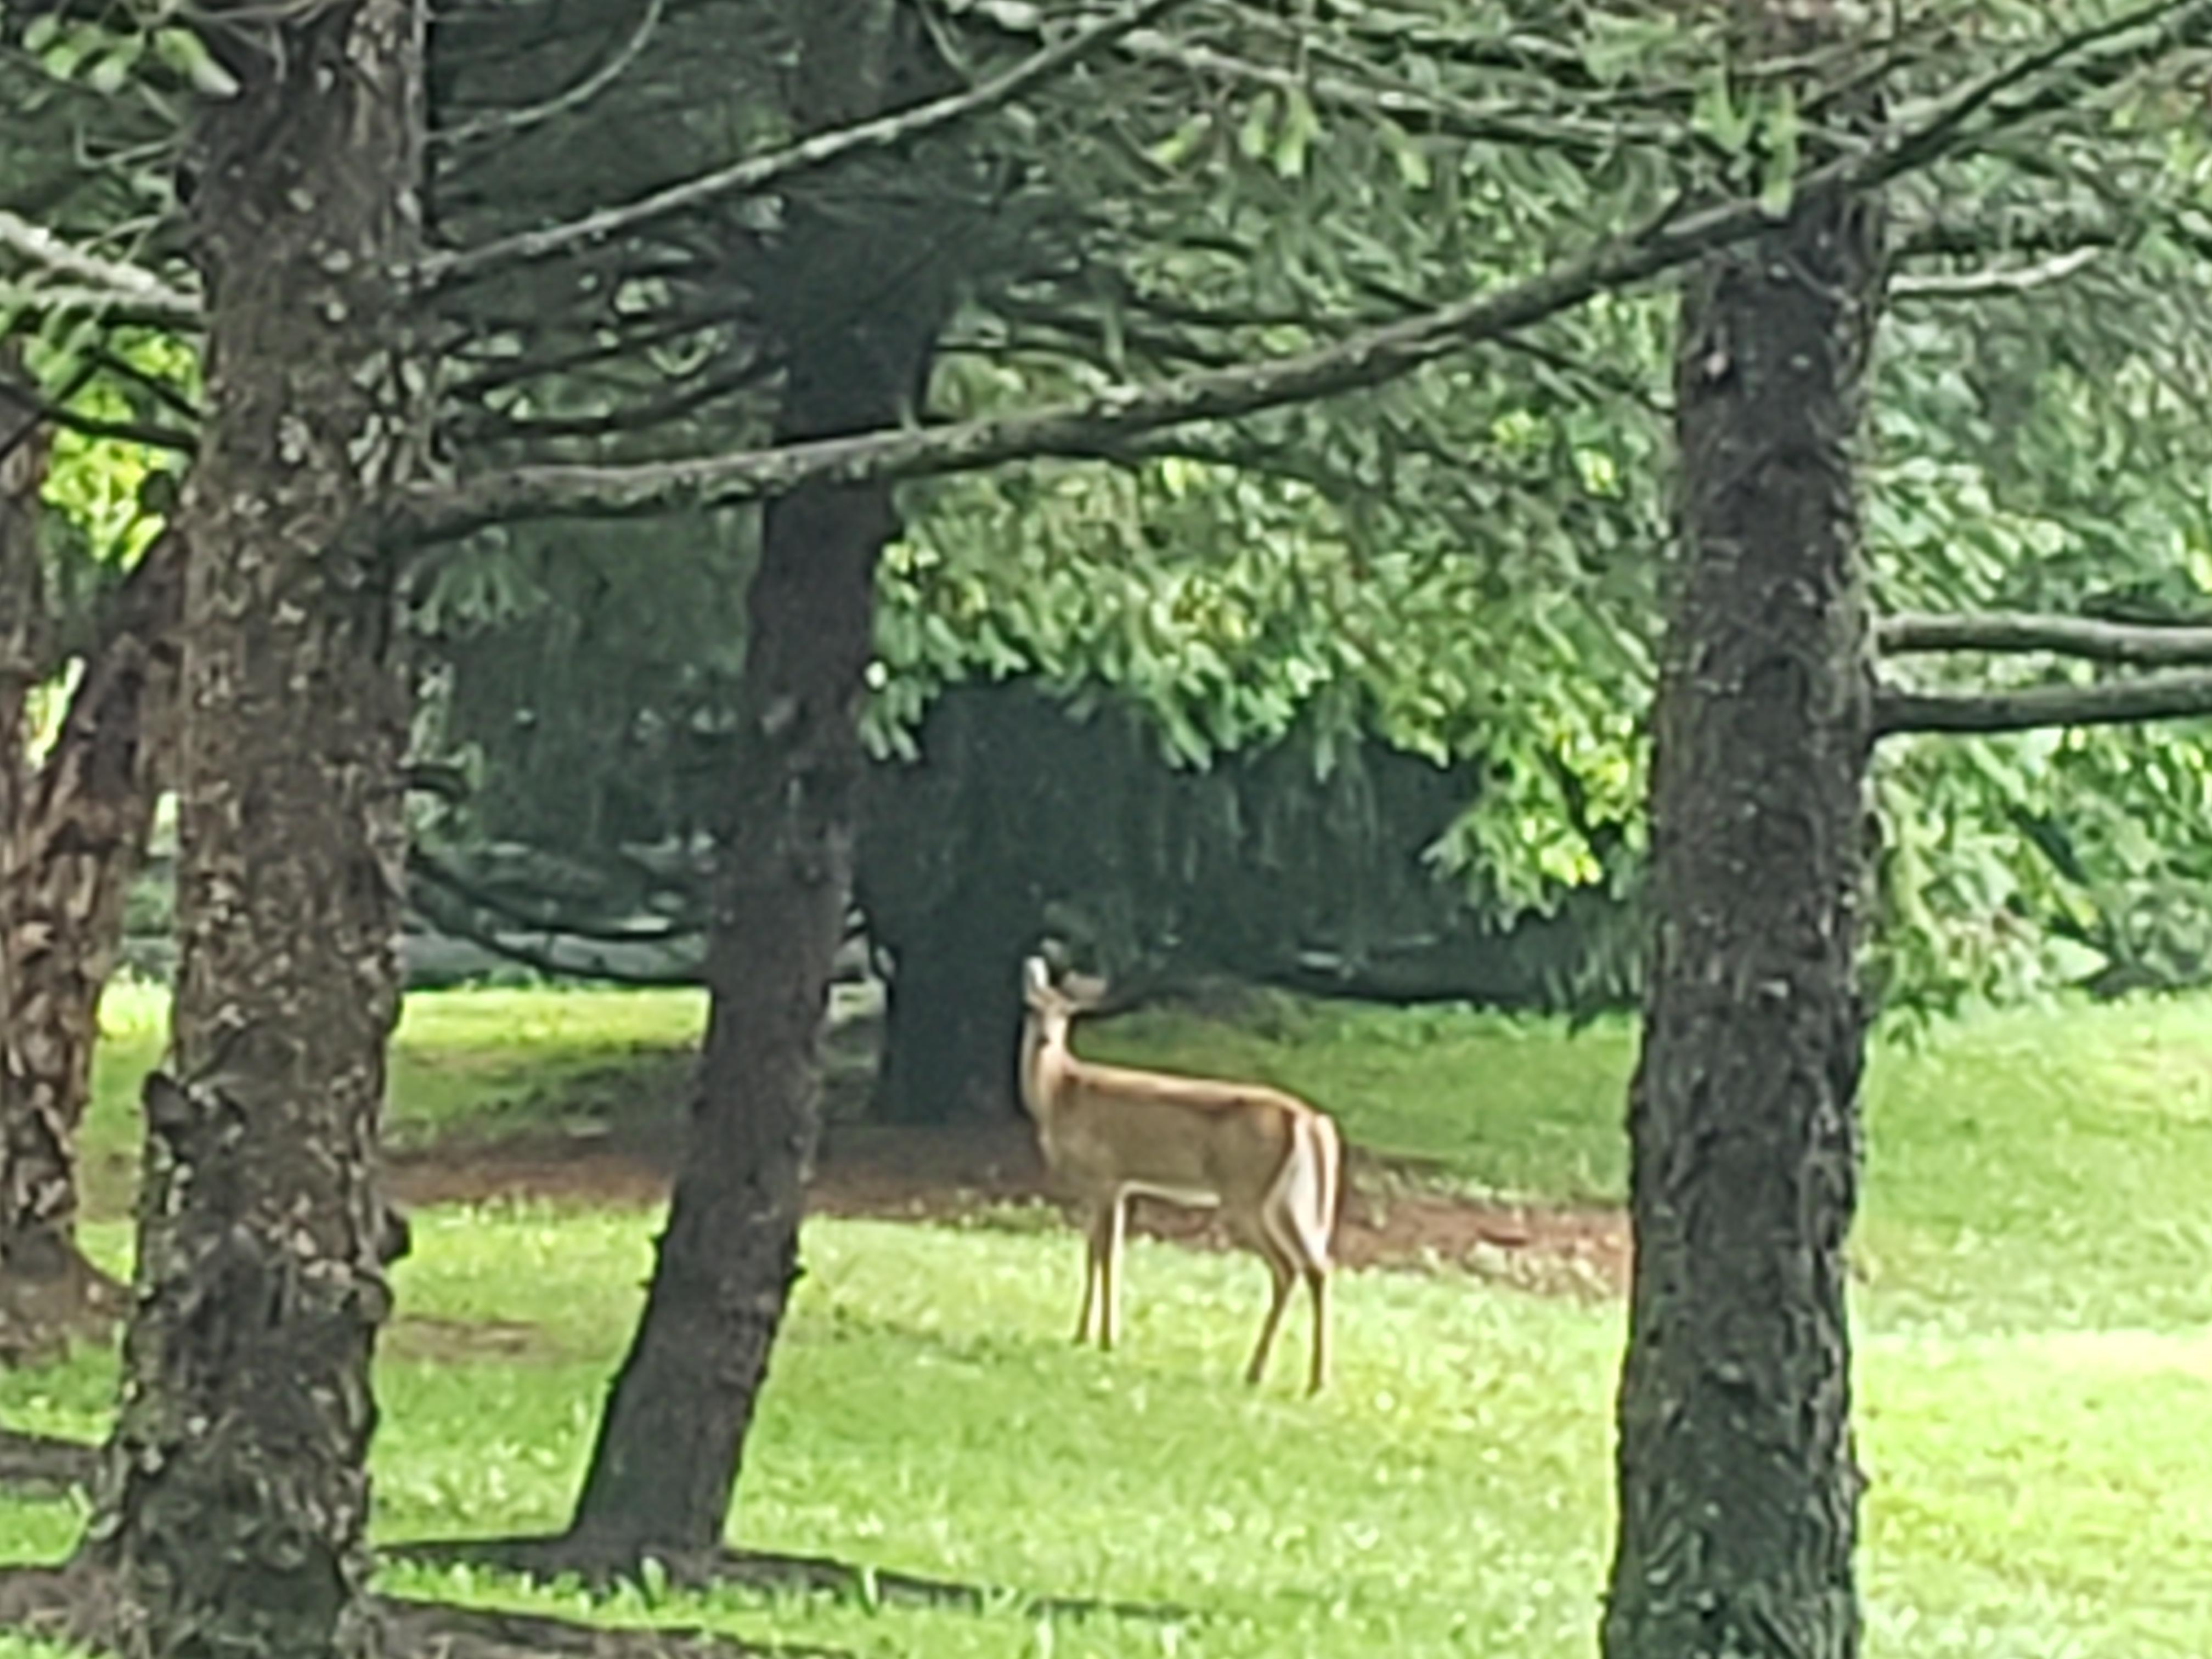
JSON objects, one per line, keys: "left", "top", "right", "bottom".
{"left": 4, "top": 984, "right": 2206, "bottom": 1657}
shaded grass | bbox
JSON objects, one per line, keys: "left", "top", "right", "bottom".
{"left": 6, "top": 984, "right": 2207, "bottom": 1656}
{"left": 79, "top": 983, "right": 707, "bottom": 1213}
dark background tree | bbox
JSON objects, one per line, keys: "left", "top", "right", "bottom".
{"left": 857, "top": 681, "right": 1636, "bottom": 1123}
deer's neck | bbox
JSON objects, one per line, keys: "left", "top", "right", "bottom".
{"left": 1018, "top": 1012, "right": 1068, "bottom": 1124}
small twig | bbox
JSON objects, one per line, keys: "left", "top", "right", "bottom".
{"left": 432, "top": 0, "right": 667, "bottom": 151}
{"left": 1889, "top": 244, "right": 2102, "bottom": 300}
{"left": 0, "top": 376, "right": 198, "bottom": 457}
{"left": 0, "top": 210, "right": 200, "bottom": 325}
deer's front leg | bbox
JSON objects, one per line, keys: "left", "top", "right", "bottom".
{"left": 1097, "top": 1192, "right": 1128, "bottom": 1351}
{"left": 1074, "top": 1201, "right": 1104, "bottom": 1344}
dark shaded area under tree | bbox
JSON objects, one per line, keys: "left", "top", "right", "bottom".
{"left": 858, "top": 680, "right": 1638, "bottom": 1124}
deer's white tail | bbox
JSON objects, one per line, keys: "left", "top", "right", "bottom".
{"left": 1270, "top": 1110, "right": 1340, "bottom": 1273}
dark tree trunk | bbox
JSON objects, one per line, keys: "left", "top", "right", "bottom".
{"left": 560, "top": 0, "right": 957, "bottom": 1556}
{"left": 0, "top": 534, "right": 182, "bottom": 1350}
{"left": 80, "top": 4, "right": 427, "bottom": 1656}
{"left": 0, "top": 342, "right": 74, "bottom": 1358}
{"left": 1601, "top": 18, "right": 1884, "bottom": 1659}
{"left": 870, "top": 890, "right": 1031, "bottom": 1125}
{"left": 566, "top": 366, "right": 919, "bottom": 1553}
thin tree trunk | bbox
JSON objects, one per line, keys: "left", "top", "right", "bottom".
{"left": 79, "top": 3, "right": 427, "bottom": 1655}
{"left": 0, "top": 535, "right": 182, "bottom": 1347}
{"left": 0, "top": 341, "right": 68, "bottom": 1358}
{"left": 561, "top": 0, "right": 955, "bottom": 1555}
{"left": 1601, "top": 16, "right": 1884, "bottom": 1658}
{"left": 566, "top": 357, "right": 919, "bottom": 1552}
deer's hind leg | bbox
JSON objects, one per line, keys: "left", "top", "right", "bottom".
{"left": 1244, "top": 1245, "right": 1297, "bottom": 1386}
{"left": 1302, "top": 1262, "right": 1330, "bottom": 1395}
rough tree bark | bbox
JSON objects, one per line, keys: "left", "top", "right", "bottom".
{"left": 566, "top": 302, "right": 945, "bottom": 1548}
{"left": 0, "top": 533, "right": 182, "bottom": 1352}
{"left": 0, "top": 340, "right": 73, "bottom": 1359}
{"left": 560, "top": 0, "right": 955, "bottom": 1557}
{"left": 76, "top": 2, "right": 428, "bottom": 1656}
{"left": 1601, "top": 9, "right": 1884, "bottom": 1658}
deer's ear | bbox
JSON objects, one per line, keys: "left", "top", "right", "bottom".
{"left": 1063, "top": 971, "right": 1110, "bottom": 1010}
{"left": 1022, "top": 956, "right": 1052, "bottom": 997}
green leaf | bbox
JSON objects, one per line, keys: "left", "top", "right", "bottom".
{"left": 1148, "top": 114, "right": 1212, "bottom": 171}
{"left": 1755, "top": 89, "right": 1802, "bottom": 218}
{"left": 1274, "top": 86, "right": 1321, "bottom": 180}
{"left": 154, "top": 26, "right": 242, "bottom": 99}
{"left": 1579, "top": 14, "right": 1677, "bottom": 86}
{"left": 1690, "top": 66, "right": 1754, "bottom": 154}
{"left": 1378, "top": 117, "right": 1431, "bottom": 191}
{"left": 83, "top": 39, "right": 143, "bottom": 96}
{"left": 1237, "top": 91, "right": 1278, "bottom": 163}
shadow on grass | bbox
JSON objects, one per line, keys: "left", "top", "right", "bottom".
{"left": 0, "top": 1442, "right": 1189, "bottom": 1628}
{"left": 0, "top": 1563, "right": 844, "bottom": 1659}
{"left": 388, "top": 1533, "right": 1191, "bottom": 1623}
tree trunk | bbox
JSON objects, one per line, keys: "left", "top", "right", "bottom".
{"left": 0, "top": 534, "right": 182, "bottom": 1351}
{"left": 0, "top": 340, "right": 71, "bottom": 1359}
{"left": 565, "top": 361, "right": 917, "bottom": 1550}
{"left": 870, "top": 889, "right": 1031, "bottom": 1125}
{"left": 561, "top": 0, "right": 956, "bottom": 1555}
{"left": 1600, "top": 22, "right": 1884, "bottom": 1659}
{"left": 79, "top": 4, "right": 427, "bottom": 1656}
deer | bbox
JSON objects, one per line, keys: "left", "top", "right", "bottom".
{"left": 1017, "top": 955, "right": 1342, "bottom": 1393}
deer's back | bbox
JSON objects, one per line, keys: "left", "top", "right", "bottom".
{"left": 1040, "top": 1061, "right": 1308, "bottom": 1205}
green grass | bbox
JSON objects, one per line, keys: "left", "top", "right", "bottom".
{"left": 7, "top": 983, "right": 2209, "bottom": 1656}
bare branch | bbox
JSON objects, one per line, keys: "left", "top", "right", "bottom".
{"left": 1875, "top": 670, "right": 2212, "bottom": 737}
{"left": 432, "top": 0, "right": 667, "bottom": 151}
{"left": 1889, "top": 245, "right": 2102, "bottom": 301}
{"left": 388, "top": 0, "right": 2212, "bottom": 545}
{"left": 0, "top": 210, "right": 201, "bottom": 326}
{"left": 1111, "top": 30, "right": 1672, "bottom": 156}
{"left": 0, "top": 376, "right": 198, "bottom": 456}
{"left": 1877, "top": 610, "right": 2212, "bottom": 664}
{"left": 420, "top": 0, "right": 1192, "bottom": 292}
{"left": 408, "top": 848, "right": 703, "bottom": 944}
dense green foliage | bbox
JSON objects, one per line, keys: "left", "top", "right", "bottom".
{"left": 15, "top": 1, "right": 2212, "bottom": 1012}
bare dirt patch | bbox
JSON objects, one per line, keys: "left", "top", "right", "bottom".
{"left": 389, "top": 1116, "right": 1628, "bottom": 1298}
{"left": 383, "top": 1314, "right": 555, "bottom": 1363}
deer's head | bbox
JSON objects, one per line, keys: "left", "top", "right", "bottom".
{"left": 1022, "top": 955, "right": 1108, "bottom": 1046}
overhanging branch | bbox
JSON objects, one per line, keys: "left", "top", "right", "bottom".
{"left": 1875, "top": 670, "right": 2212, "bottom": 737}
{"left": 419, "top": 0, "right": 1190, "bottom": 292}
{"left": 387, "top": 0, "right": 2212, "bottom": 544}
{"left": 1877, "top": 610, "right": 2212, "bottom": 664}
